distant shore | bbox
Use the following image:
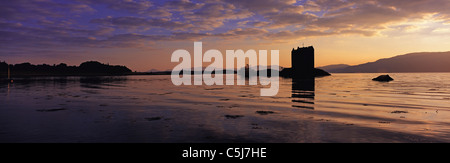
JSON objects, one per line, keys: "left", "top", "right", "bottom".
{"left": 1, "top": 61, "right": 333, "bottom": 79}
{"left": 1, "top": 61, "right": 132, "bottom": 78}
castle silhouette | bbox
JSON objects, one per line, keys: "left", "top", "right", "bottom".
{"left": 292, "top": 46, "right": 315, "bottom": 77}
{"left": 280, "top": 45, "right": 330, "bottom": 78}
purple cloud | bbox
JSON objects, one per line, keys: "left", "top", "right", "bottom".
{"left": 2, "top": 0, "right": 450, "bottom": 60}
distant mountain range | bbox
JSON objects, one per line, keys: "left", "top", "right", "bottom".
{"left": 317, "top": 51, "right": 450, "bottom": 73}
{"left": 316, "top": 64, "right": 350, "bottom": 72}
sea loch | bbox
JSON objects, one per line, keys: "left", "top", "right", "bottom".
{"left": 171, "top": 42, "right": 279, "bottom": 96}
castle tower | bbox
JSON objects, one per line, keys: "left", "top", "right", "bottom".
{"left": 291, "top": 46, "right": 314, "bottom": 77}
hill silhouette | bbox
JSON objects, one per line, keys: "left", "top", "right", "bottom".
{"left": 316, "top": 64, "right": 350, "bottom": 72}
{"left": 320, "top": 51, "right": 450, "bottom": 73}
{"left": 0, "top": 61, "right": 132, "bottom": 77}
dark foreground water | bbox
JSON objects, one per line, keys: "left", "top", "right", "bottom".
{"left": 1, "top": 73, "right": 450, "bottom": 142}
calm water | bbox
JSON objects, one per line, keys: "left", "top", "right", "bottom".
{"left": 1, "top": 73, "right": 450, "bottom": 142}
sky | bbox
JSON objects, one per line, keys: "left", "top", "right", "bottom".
{"left": 1, "top": 0, "right": 450, "bottom": 71}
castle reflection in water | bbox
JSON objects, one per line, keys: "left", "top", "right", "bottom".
{"left": 292, "top": 78, "right": 315, "bottom": 110}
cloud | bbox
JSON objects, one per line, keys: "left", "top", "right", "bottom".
{"left": 180, "top": 1, "right": 254, "bottom": 31}
{"left": 252, "top": 21, "right": 271, "bottom": 27}
{"left": 265, "top": 12, "right": 317, "bottom": 28}
{"left": 77, "top": 0, "right": 151, "bottom": 13}
{"left": 184, "top": 2, "right": 252, "bottom": 20}
{"left": 224, "top": 0, "right": 297, "bottom": 15}
{"left": 163, "top": 0, "right": 205, "bottom": 11}
{"left": 89, "top": 1, "right": 254, "bottom": 32}
{"left": 3, "top": 0, "right": 450, "bottom": 59}
{"left": 315, "top": 2, "right": 407, "bottom": 29}
{"left": 90, "top": 16, "right": 195, "bottom": 31}
{"left": 0, "top": 0, "right": 95, "bottom": 21}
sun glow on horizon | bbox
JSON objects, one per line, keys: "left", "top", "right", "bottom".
{"left": 1, "top": 0, "right": 450, "bottom": 71}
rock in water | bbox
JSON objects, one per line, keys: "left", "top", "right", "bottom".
{"left": 372, "top": 75, "right": 394, "bottom": 82}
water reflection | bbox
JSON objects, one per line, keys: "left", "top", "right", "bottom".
{"left": 6, "top": 82, "right": 11, "bottom": 100}
{"left": 80, "top": 76, "right": 128, "bottom": 89}
{"left": 291, "top": 78, "right": 315, "bottom": 109}
{"left": 2, "top": 74, "right": 450, "bottom": 142}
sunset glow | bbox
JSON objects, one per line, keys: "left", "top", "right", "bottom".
{"left": 2, "top": 0, "right": 450, "bottom": 71}
{"left": 3, "top": 0, "right": 450, "bottom": 146}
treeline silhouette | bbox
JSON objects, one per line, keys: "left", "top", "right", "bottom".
{"left": 0, "top": 61, "right": 132, "bottom": 77}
